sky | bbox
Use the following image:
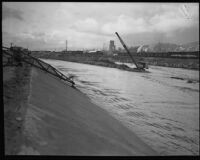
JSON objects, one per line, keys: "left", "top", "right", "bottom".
{"left": 2, "top": 2, "right": 199, "bottom": 51}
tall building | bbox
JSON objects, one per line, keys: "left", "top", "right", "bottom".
{"left": 102, "top": 43, "right": 106, "bottom": 51}
{"left": 109, "top": 40, "right": 115, "bottom": 53}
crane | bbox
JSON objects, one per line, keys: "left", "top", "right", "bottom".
{"left": 115, "top": 32, "right": 148, "bottom": 71}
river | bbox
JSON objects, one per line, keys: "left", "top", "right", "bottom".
{"left": 41, "top": 59, "right": 199, "bottom": 155}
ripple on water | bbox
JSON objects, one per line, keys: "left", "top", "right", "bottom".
{"left": 79, "top": 80, "right": 99, "bottom": 86}
{"left": 125, "top": 111, "right": 150, "bottom": 120}
{"left": 102, "top": 88, "right": 121, "bottom": 95}
{"left": 44, "top": 60, "right": 199, "bottom": 155}
{"left": 144, "top": 122, "right": 172, "bottom": 131}
{"left": 151, "top": 130, "right": 166, "bottom": 138}
{"left": 116, "top": 104, "right": 133, "bottom": 110}
{"left": 170, "top": 134, "right": 198, "bottom": 145}
{"left": 91, "top": 88, "right": 109, "bottom": 96}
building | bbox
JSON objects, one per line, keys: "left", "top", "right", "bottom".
{"left": 109, "top": 40, "right": 115, "bottom": 54}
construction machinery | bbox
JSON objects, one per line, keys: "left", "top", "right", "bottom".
{"left": 115, "top": 32, "right": 148, "bottom": 71}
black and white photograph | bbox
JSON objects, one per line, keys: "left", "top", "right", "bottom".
{"left": 2, "top": 1, "right": 199, "bottom": 156}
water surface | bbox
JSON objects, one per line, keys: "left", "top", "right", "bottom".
{"left": 41, "top": 59, "right": 199, "bottom": 155}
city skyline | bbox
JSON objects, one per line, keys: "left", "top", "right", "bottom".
{"left": 2, "top": 2, "right": 199, "bottom": 51}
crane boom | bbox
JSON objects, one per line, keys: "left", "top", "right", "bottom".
{"left": 115, "top": 32, "right": 141, "bottom": 69}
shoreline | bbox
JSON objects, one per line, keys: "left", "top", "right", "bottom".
{"left": 34, "top": 53, "right": 199, "bottom": 71}
{"left": 11, "top": 66, "right": 157, "bottom": 155}
{"left": 63, "top": 58, "right": 199, "bottom": 71}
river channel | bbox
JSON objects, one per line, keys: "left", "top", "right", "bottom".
{"left": 41, "top": 59, "right": 199, "bottom": 155}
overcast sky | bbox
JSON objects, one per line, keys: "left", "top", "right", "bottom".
{"left": 2, "top": 2, "right": 199, "bottom": 51}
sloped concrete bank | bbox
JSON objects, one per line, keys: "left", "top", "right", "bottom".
{"left": 3, "top": 63, "right": 32, "bottom": 155}
{"left": 17, "top": 67, "right": 157, "bottom": 155}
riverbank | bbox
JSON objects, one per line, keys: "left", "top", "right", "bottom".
{"left": 32, "top": 52, "right": 199, "bottom": 71}
{"left": 141, "top": 57, "right": 199, "bottom": 70}
{"left": 4, "top": 65, "right": 157, "bottom": 155}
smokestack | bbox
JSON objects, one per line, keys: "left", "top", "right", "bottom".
{"left": 66, "top": 40, "right": 68, "bottom": 52}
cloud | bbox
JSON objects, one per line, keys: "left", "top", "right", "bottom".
{"left": 72, "top": 18, "right": 100, "bottom": 33}
{"left": 2, "top": 5, "right": 24, "bottom": 21}
{"left": 102, "top": 15, "right": 149, "bottom": 35}
{"left": 101, "top": 4, "right": 198, "bottom": 36}
{"left": 2, "top": 2, "right": 199, "bottom": 50}
{"left": 149, "top": 11, "right": 195, "bottom": 33}
{"left": 32, "top": 31, "right": 46, "bottom": 38}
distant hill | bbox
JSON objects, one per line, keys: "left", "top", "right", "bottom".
{"left": 130, "top": 41, "right": 199, "bottom": 53}
{"left": 181, "top": 41, "right": 199, "bottom": 52}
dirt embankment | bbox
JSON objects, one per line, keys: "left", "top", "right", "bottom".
{"left": 3, "top": 63, "right": 31, "bottom": 155}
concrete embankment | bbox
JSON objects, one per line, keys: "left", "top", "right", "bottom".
{"left": 3, "top": 64, "right": 31, "bottom": 155}
{"left": 17, "top": 67, "right": 157, "bottom": 155}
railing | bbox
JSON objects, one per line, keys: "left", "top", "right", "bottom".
{"left": 2, "top": 46, "right": 75, "bottom": 87}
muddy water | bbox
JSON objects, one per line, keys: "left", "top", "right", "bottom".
{"left": 41, "top": 59, "right": 199, "bottom": 155}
